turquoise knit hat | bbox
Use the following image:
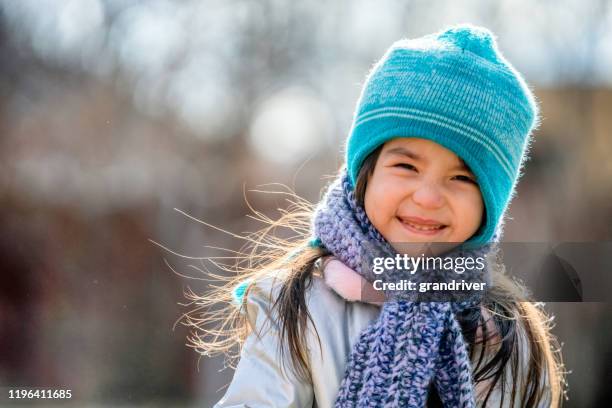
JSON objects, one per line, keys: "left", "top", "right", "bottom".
{"left": 345, "top": 24, "right": 540, "bottom": 245}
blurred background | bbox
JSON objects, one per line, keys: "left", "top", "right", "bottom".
{"left": 0, "top": 0, "right": 611, "bottom": 406}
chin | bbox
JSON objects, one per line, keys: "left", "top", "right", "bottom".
{"left": 395, "top": 228, "right": 451, "bottom": 244}
{"left": 390, "top": 230, "right": 442, "bottom": 248}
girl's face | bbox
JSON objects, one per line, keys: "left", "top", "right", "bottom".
{"left": 364, "top": 138, "right": 484, "bottom": 248}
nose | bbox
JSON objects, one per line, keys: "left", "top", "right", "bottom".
{"left": 411, "top": 182, "right": 445, "bottom": 209}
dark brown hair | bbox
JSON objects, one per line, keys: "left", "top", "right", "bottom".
{"left": 181, "top": 145, "right": 565, "bottom": 407}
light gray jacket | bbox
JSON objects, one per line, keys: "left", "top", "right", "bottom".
{"left": 213, "top": 265, "right": 540, "bottom": 408}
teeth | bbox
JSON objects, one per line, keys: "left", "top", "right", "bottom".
{"left": 406, "top": 221, "right": 443, "bottom": 231}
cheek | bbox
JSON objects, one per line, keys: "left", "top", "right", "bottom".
{"left": 455, "top": 190, "right": 485, "bottom": 230}
{"left": 364, "top": 176, "right": 403, "bottom": 225}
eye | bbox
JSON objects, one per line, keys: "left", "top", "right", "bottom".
{"left": 395, "top": 163, "right": 417, "bottom": 171}
{"left": 452, "top": 175, "right": 478, "bottom": 185}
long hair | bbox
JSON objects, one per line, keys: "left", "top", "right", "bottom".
{"left": 180, "top": 146, "right": 566, "bottom": 406}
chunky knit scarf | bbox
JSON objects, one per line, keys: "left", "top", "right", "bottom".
{"left": 311, "top": 171, "right": 496, "bottom": 408}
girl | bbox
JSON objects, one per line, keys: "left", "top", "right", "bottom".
{"left": 188, "top": 24, "right": 565, "bottom": 407}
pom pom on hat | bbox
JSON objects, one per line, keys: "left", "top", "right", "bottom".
{"left": 437, "top": 24, "right": 500, "bottom": 61}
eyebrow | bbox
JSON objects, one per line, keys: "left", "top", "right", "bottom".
{"left": 385, "top": 146, "right": 473, "bottom": 173}
{"left": 385, "top": 146, "right": 422, "bottom": 161}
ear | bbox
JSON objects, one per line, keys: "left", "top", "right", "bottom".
{"left": 322, "top": 258, "right": 385, "bottom": 306}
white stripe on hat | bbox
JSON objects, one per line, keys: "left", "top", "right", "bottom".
{"left": 354, "top": 106, "right": 515, "bottom": 180}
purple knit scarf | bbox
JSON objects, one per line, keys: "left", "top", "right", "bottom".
{"left": 311, "top": 170, "right": 496, "bottom": 407}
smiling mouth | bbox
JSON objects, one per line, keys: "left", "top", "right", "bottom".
{"left": 397, "top": 217, "right": 448, "bottom": 234}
